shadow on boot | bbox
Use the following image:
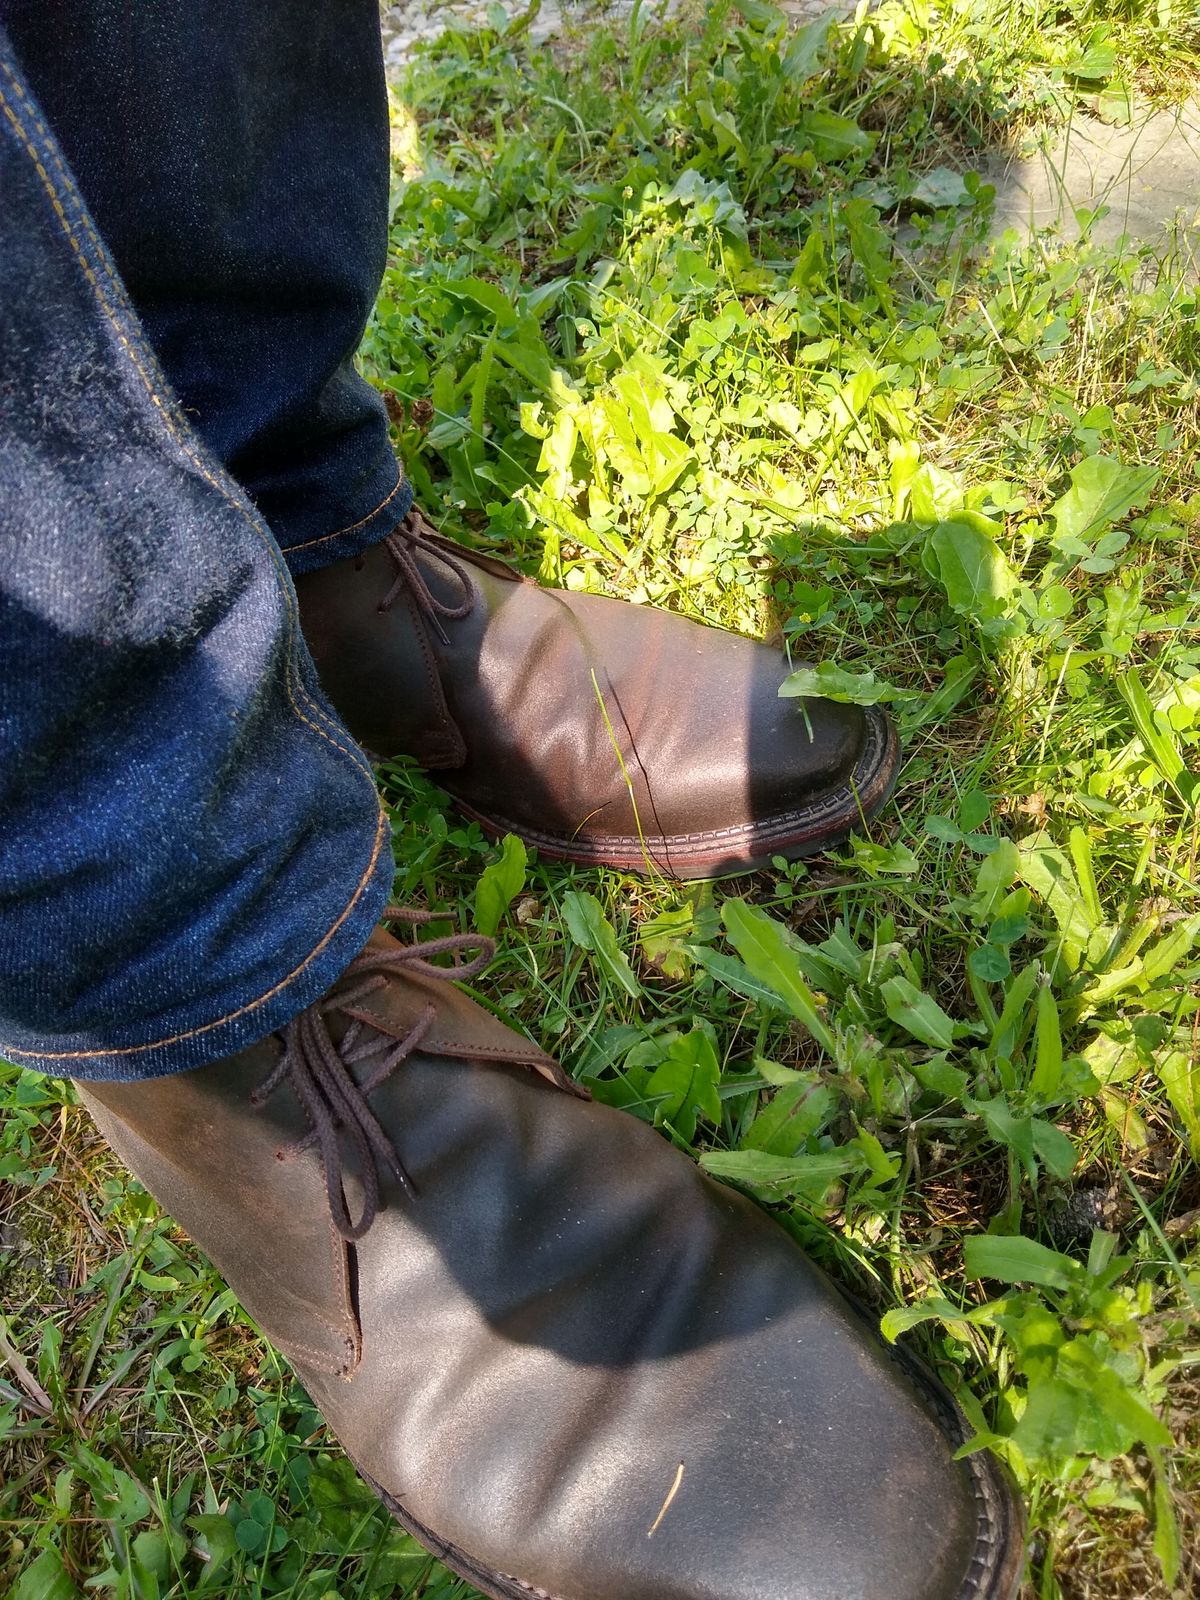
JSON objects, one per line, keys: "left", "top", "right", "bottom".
{"left": 78, "top": 913, "right": 1024, "bottom": 1600}
{"left": 295, "top": 511, "right": 901, "bottom": 879}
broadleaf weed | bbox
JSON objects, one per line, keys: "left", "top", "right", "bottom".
{"left": 5, "top": 1, "right": 1200, "bottom": 1594}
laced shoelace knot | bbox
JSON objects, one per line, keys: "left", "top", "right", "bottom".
{"left": 378, "top": 507, "right": 475, "bottom": 646}
{"left": 250, "top": 907, "right": 493, "bottom": 1242}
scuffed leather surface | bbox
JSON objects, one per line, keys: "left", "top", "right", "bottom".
{"left": 80, "top": 940, "right": 1021, "bottom": 1600}
{"left": 295, "top": 538, "right": 900, "bottom": 874}
{"left": 317, "top": 1057, "right": 987, "bottom": 1600}
{"left": 81, "top": 1044, "right": 362, "bottom": 1375}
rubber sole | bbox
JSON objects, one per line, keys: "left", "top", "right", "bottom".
{"left": 444, "top": 705, "right": 902, "bottom": 880}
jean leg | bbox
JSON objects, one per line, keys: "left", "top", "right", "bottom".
{"left": 0, "top": 30, "right": 393, "bottom": 1081}
{"left": 0, "top": 0, "right": 410, "bottom": 578}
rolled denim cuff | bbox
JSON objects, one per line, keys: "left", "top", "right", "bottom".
{"left": 3, "top": 840, "right": 393, "bottom": 1083}
{"left": 276, "top": 458, "right": 415, "bottom": 579}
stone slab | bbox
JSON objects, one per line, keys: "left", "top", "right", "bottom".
{"left": 985, "top": 99, "right": 1200, "bottom": 260}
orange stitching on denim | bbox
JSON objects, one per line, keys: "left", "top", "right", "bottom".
{"left": 1, "top": 65, "right": 355, "bottom": 758}
{"left": 0, "top": 64, "right": 362, "bottom": 770}
{"left": 7, "top": 63, "right": 407, "bottom": 570}
{"left": 1, "top": 809, "right": 389, "bottom": 1062}
{"left": 0, "top": 70, "right": 393, "bottom": 1060}
{"left": 286, "top": 468, "right": 407, "bottom": 553}
{"left": 2, "top": 74, "right": 196, "bottom": 440}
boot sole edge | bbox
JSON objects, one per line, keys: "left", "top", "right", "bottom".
{"left": 445, "top": 707, "right": 902, "bottom": 880}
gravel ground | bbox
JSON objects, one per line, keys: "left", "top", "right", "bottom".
{"left": 381, "top": 0, "right": 851, "bottom": 73}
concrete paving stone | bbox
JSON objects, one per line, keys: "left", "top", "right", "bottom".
{"left": 985, "top": 97, "right": 1200, "bottom": 261}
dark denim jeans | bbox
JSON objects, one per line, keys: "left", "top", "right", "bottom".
{"left": 0, "top": 6, "right": 407, "bottom": 1080}
{"left": 1, "top": 0, "right": 413, "bottom": 572}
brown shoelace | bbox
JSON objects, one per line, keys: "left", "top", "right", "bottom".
{"left": 378, "top": 507, "right": 475, "bottom": 646}
{"left": 250, "top": 908, "right": 494, "bottom": 1242}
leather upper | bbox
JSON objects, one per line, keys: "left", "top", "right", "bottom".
{"left": 295, "top": 530, "right": 900, "bottom": 875}
{"left": 80, "top": 931, "right": 1022, "bottom": 1600}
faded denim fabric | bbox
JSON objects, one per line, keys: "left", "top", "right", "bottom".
{"left": 0, "top": 0, "right": 412, "bottom": 575}
{"left": 0, "top": 30, "right": 394, "bottom": 1080}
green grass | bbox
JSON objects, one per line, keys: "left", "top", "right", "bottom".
{"left": 4, "top": 1, "right": 1200, "bottom": 1596}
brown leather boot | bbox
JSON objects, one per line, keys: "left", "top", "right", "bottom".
{"left": 78, "top": 917, "right": 1024, "bottom": 1600}
{"left": 294, "top": 511, "right": 900, "bottom": 877}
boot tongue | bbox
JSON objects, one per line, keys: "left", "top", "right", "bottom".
{"left": 415, "top": 526, "right": 527, "bottom": 587}
{"left": 343, "top": 965, "right": 584, "bottom": 1097}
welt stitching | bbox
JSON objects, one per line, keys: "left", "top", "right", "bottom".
{"left": 0, "top": 63, "right": 364, "bottom": 770}
{"left": 460, "top": 710, "right": 893, "bottom": 852}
